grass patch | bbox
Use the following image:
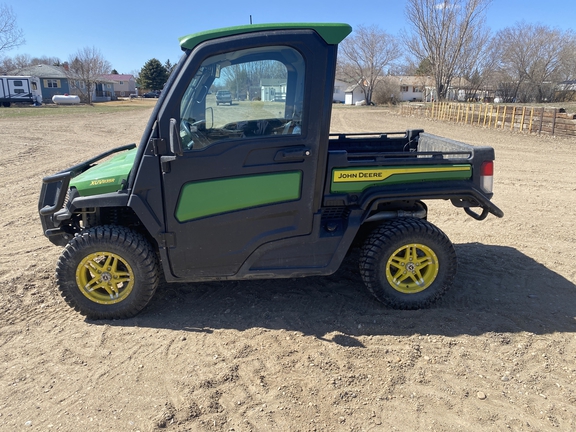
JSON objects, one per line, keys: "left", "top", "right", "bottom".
{"left": 0, "top": 99, "right": 157, "bottom": 119}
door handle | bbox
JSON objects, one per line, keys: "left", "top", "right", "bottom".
{"left": 274, "top": 147, "right": 311, "bottom": 161}
{"left": 161, "top": 155, "right": 177, "bottom": 173}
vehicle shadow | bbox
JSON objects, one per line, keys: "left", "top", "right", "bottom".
{"left": 97, "top": 244, "right": 576, "bottom": 340}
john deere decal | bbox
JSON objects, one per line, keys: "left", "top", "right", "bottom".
{"left": 331, "top": 165, "right": 471, "bottom": 193}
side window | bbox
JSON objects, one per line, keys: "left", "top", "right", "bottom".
{"left": 180, "top": 46, "right": 305, "bottom": 151}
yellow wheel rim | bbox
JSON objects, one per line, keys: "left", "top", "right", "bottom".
{"left": 385, "top": 243, "right": 439, "bottom": 294}
{"left": 76, "top": 252, "right": 135, "bottom": 304}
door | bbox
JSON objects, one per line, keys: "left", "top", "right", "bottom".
{"left": 8, "top": 78, "right": 31, "bottom": 100}
{"left": 158, "top": 40, "right": 325, "bottom": 279}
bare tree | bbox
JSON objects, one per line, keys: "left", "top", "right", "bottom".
{"left": 554, "top": 36, "right": 576, "bottom": 102}
{"left": 456, "top": 26, "right": 497, "bottom": 101}
{"left": 558, "top": 37, "right": 576, "bottom": 82}
{"left": 494, "top": 23, "right": 576, "bottom": 102}
{"left": 337, "top": 25, "right": 401, "bottom": 105}
{"left": 404, "top": 0, "right": 492, "bottom": 100}
{"left": 67, "top": 47, "right": 111, "bottom": 104}
{"left": 0, "top": 54, "right": 62, "bottom": 73}
{"left": 0, "top": 4, "right": 24, "bottom": 54}
{"left": 0, "top": 53, "right": 28, "bottom": 73}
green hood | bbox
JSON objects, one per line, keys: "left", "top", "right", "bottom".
{"left": 70, "top": 148, "right": 137, "bottom": 196}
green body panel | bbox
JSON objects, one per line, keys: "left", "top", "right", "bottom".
{"left": 331, "top": 165, "right": 472, "bottom": 193}
{"left": 70, "top": 148, "right": 137, "bottom": 196}
{"left": 179, "top": 23, "right": 352, "bottom": 51}
{"left": 176, "top": 171, "right": 302, "bottom": 222}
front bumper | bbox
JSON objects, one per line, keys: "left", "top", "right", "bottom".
{"left": 38, "top": 144, "right": 136, "bottom": 246}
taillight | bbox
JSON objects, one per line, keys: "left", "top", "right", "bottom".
{"left": 480, "top": 161, "right": 493, "bottom": 193}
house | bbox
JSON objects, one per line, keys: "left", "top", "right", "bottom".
{"left": 555, "top": 80, "right": 576, "bottom": 101}
{"left": 92, "top": 80, "right": 115, "bottom": 102}
{"left": 344, "top": 83, "right": 364, "bottom": 105}
{"left": 68, "top": 77, "right": 116, "bottom": 102}
{"left": 392, "top": 76, "right": 431, "bottom": 102}
{"left": 341, "top": 76, "right": 471, "bottom": 105}
{"left": 10, "top": 64, "right": 116, "bottom": 103}
{"left": 333, "top": 79, "right": 348, "bottom": 103}
{"left": 100, "top": 73, "right": 136, "bottom": 97}
{"left": 10, "top": 64, "right": 72, "bottom": 102}
{"left": 417, "top": 76, "right": 473, "bottom": 102}
{"left": 260, "top": 78, "right": 286, "bottom": 102}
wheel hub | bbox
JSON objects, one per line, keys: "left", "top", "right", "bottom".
{"left": 385, "top": 243, "right": 439, "bottom": 294}
{"left": 75, "top": 252, "right": 135, "bottom": 304}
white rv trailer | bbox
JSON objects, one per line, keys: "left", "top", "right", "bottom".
{"left": 0, "top": 76, "right": 43, "bottom": 107}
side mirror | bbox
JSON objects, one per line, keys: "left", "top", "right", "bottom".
{"left": 169, "top": 118, "right": 183, "bottom": 156}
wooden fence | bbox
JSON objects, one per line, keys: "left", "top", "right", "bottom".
{"left": 400, "top": 103, "right": 576, "bottom": 138}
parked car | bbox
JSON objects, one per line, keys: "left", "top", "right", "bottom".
{"left": 216, "top": 90, "right": 232, "bottom": 105}
{"left": 143, "top": 91, "right": 160, "bottom": 98}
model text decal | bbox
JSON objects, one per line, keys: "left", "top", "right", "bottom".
{"left": 90, "top": 178, "right": 116, "bottom": 186}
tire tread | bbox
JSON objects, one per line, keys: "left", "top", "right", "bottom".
{"left": 359, "top": 218, "right": 456, "bottom": 309}
{"left": 56, "top": 225, "right": 159, "bottom": 319}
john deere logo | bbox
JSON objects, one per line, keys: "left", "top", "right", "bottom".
{"left": 333, "top": 166, "right": 471, "bottom": 183}
{"left": 336, "top": 171, "right": 383, "bottom": 180}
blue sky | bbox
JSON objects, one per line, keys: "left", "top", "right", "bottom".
{"left": 7, "top": 0, "right": 576, "bottom": 75}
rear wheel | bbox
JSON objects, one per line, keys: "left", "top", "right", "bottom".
{"left": 56, "top": 225, "right": 159, "bottom": 319}
{"left": 359, "top": 218, "right": 456, "bottom": 309}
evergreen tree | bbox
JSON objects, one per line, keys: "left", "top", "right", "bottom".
{"left": 111, "top": 68, "right": 119, "bottom": 74}
{"left": 138, "top": 58, "right": 168, "bottom": 90}
{"left": 415, "top": 58, "right": 433, "bottom": 76}
{"left": 164, "top": 59, "right": 175, "bottom": 76}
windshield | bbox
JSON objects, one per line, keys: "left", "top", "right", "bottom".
{"left": 179, "top": 45, "right": 305, "bottom": 151}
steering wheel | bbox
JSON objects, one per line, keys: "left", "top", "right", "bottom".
{"left": 180, "top": 118, "right": 210, "bottom": 149}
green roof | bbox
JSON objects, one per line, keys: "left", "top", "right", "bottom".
{"left": 179, "top": 23, "right": 352, "bottom": 51}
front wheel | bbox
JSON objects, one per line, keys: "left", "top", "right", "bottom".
{"left": 56, "top": 226, "right": 160, "bottom": 319}
{"left": 359, "top": 218, "right": 457, "bottom": 309}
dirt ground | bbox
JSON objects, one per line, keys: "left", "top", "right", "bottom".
{"left": 1, "top": 103, "right": 575, "bottom": 432}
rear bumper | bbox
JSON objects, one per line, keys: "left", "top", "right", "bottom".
{"left": 324, "top": 180, "right": 504, "bottom": 220}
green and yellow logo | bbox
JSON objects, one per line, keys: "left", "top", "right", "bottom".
{"left": 331, "top": 165, "right": 471, "bottom": 193}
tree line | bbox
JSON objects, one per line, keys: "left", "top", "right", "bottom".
{"left": 337, "top": 0, "right": 576, "bottom": 104}
{"left": 0, "top": 50, "right": 175, "bottom": 103}
{"left": 3, "top": 1, "right": 575, "bottom": 105}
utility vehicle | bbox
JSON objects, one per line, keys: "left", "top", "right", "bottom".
{"left": 39, "top": 23, "right": 503, "bottom": 319}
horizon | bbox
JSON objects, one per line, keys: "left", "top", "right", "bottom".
{"left": 7, "top": 0, "right": 576, "bottom": 75}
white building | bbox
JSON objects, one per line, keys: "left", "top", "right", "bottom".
{"left": 340, "top": 76, "right": 470, "bottom": 104}
{"left": 261, "top": 79, "right": 286, "bottom": 102}
{"left": 333, "top": 79, "right": 348, "bottom": 103}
